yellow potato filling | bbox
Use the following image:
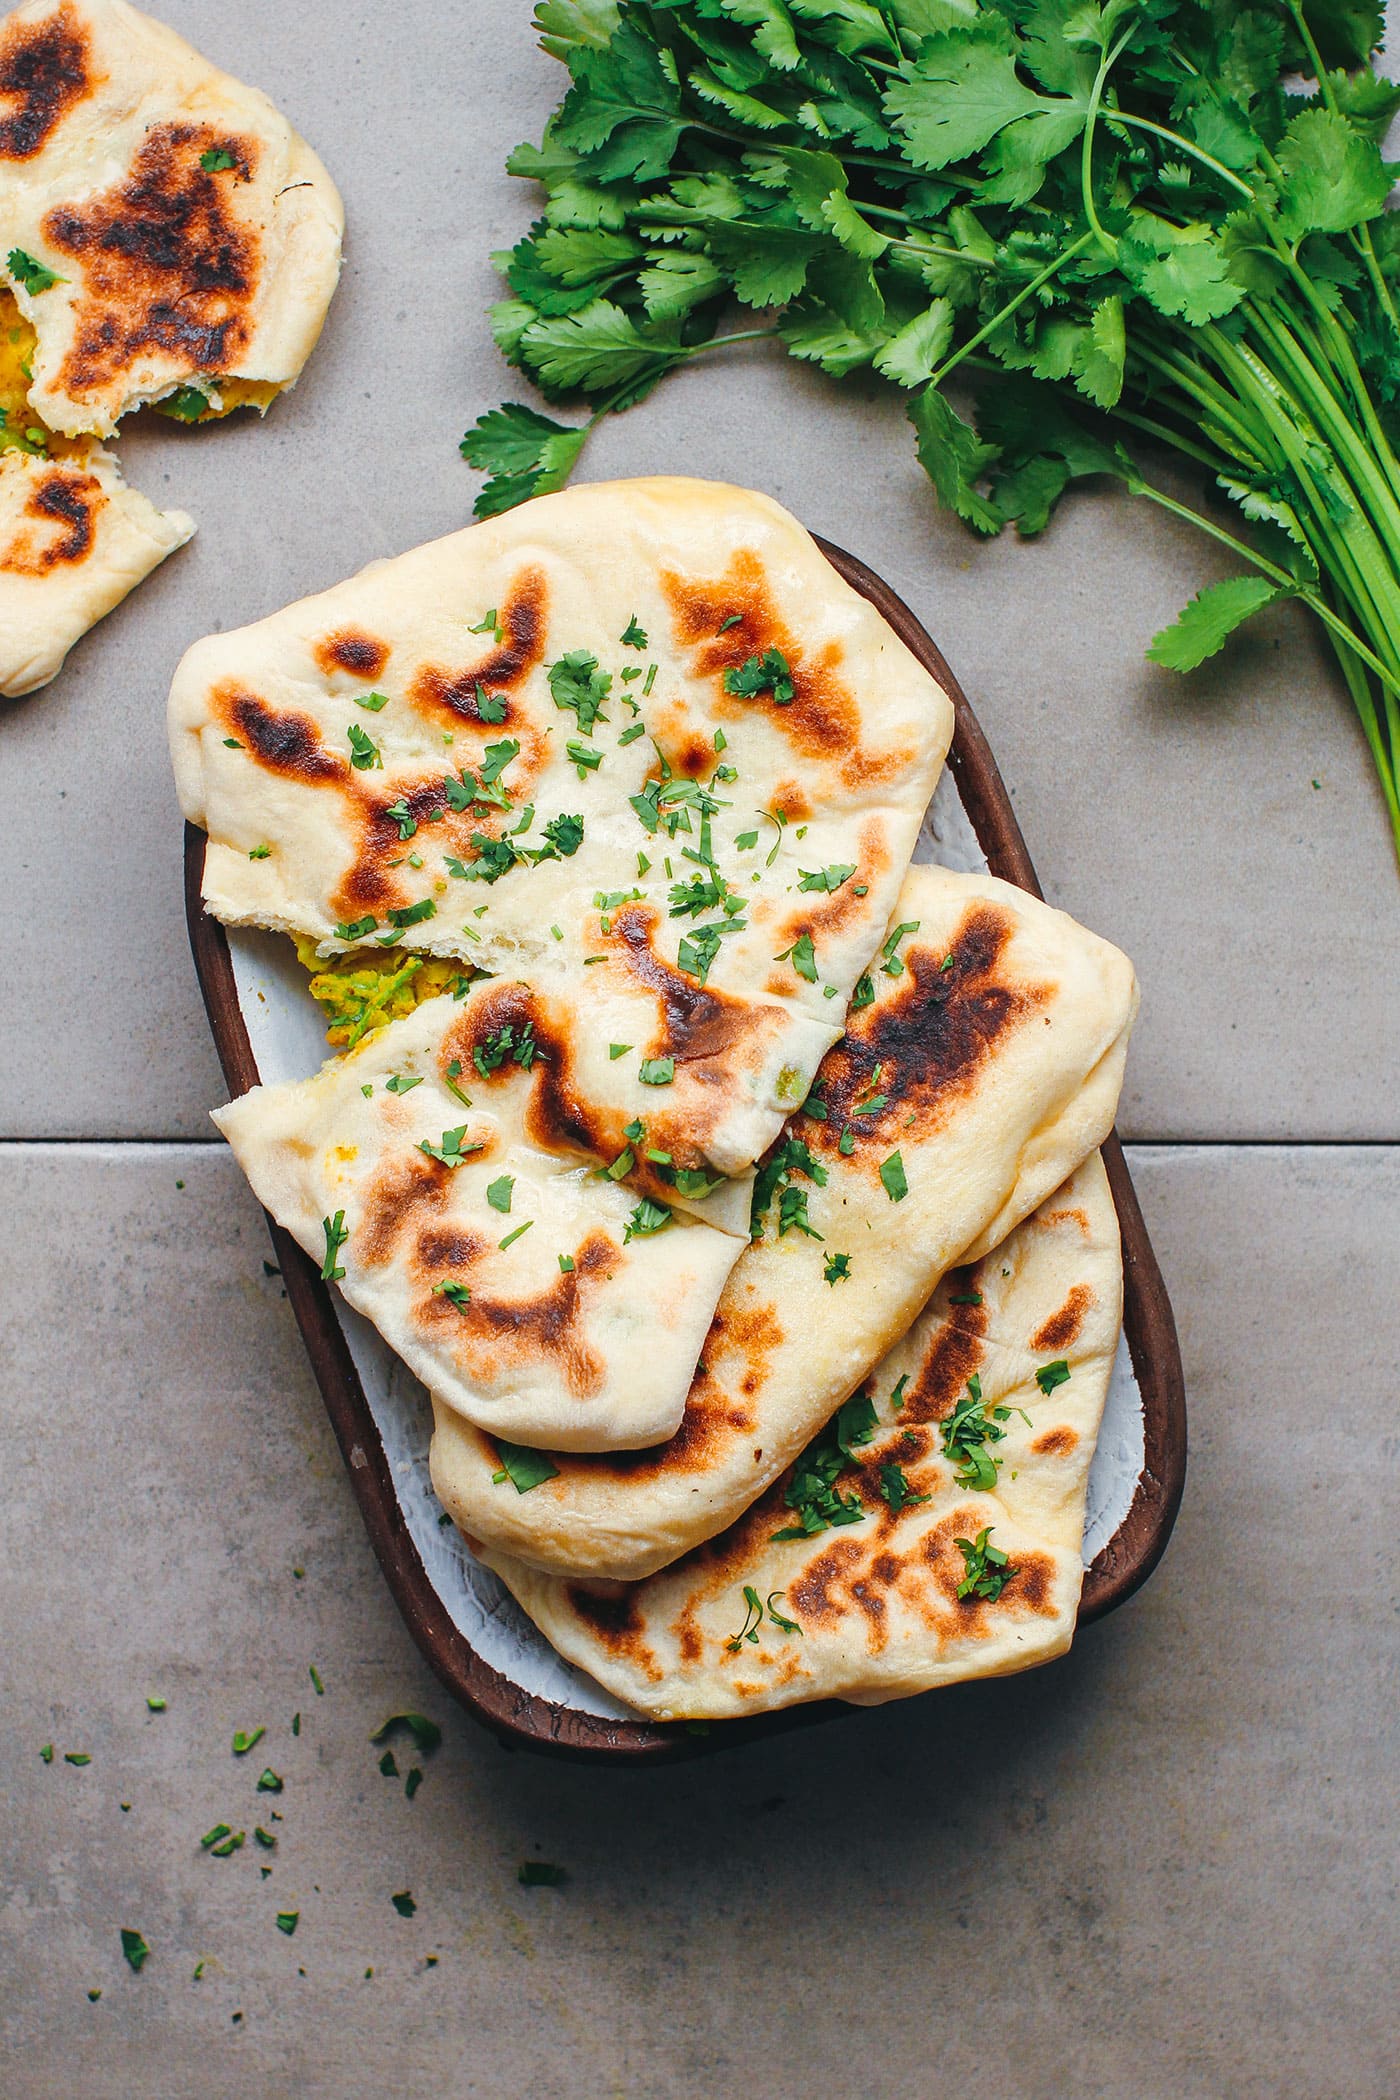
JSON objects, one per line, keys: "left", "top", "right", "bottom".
{"left": 295, "top": 938, "right": 472, "bottom": 1051}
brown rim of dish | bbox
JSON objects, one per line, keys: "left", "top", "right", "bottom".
{"left": 183, "top": 533, "right": 1187, "bottom": 1765}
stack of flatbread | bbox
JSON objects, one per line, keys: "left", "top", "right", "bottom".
{"left": 0, "top": 0, "right": 342, "bottom": 695}
{"left": 172, "top": 476, "right": 1139, "bottom": 1723}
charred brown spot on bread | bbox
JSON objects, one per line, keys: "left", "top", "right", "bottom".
{"left": 1032, "top": 1284, "right": 1094, "bottom": 1353}
{"left": 427, "top": 1230, "right": 614, "bottom": 1398}
{"left": 45, "top": 123, "right": 262, "bottom": 403}
{"left": 0, "top": 3, "right": 91, "bottom": 160}
{"left": 899, "top": 1287, "right": 987, "bottom": 1426}
{"left": 411, "top": 567, "right": 547, "bottom": 726}
{"left": 1032, "top": 1425, "right": 1079, "bottom": 1458}
{"left": 416, "top": 1226, "right": 486, "bottom": 1273}
{"left": 612, "top": 902, "right": 775, "bottom": 1070}
{"left": 662, "top": 549, "right": 912, "bottom": 791}
{"left": 574, "top": 1299, "right": 782, "bottom": 1485}
{"left": 357, "top": 1152, "right": 451, "bottom": 1267}
{"left": 566, "top": 1583, "right": 658, "bottom": 1675}
{"left": 315, "top": 628, "right": 390, "bottom": 681}
{"left": 0, "top": 466, "right": 103, "bottom": 573}
{"left": 811, "top": 906, "right": 1050, "bottom": 1160}
{"left": 214, "top": 685, "right": 346, "bottom": 783}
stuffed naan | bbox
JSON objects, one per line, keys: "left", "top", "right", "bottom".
{"left": 0, "top": 440, "right": 189, "bottom": 690}
{"left": 430, "top": 865, "right": 1138, "bottom": 1571}
{"left": 174, "top": 477, "right": 952, "bottom": 1184}
{"left": 482, "top": 1152, "right": 1122, "bottom": 1720}
{"left": 213, "top": 976, "right": 752, "bottom": 1452}
{"left": 0, "top": 0, "right": 343, "bottom": 436}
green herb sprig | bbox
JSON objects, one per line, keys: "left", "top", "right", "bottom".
{"left": 464, "top": 0, "right": 1400, "bottom": 864}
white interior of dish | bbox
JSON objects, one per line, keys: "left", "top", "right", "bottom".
{"left": 226, "top": 766, "right": 1146, "bottom": 1720}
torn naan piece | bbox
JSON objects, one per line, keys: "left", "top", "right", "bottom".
{"left": 482, "top": 1153, "right": 1122, "bottom": 1720}
{"left": 430, "top": 864, "right": 1138, "bottom": 1576}
{"left": 0, "top": 441, "right": 189, "bottom": 691}
{"left": 0, "top": 0, "right": 343, "bottom": 436}
{"left": 213, "top": 975, "right": 748, "bottom": 1451}
{"left": 171, "top": 477, "right": 952, "bottom": 1180}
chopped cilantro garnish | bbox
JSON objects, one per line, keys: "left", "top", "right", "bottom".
{"left": 836, "top": 1391, "right": 879, "bottom": 1461}
{"left": 558, "top": 1253, "right": 575, "bottom": 1273}
{"left": 498, "top": 1220, "right": 534, "bottom": 1250}
{"left": 776, "top": 931, "right": 818, "bottom": 983}
{"left": 473, "top": 1018, "right": 546, "bottom": 1079}
{"left": 146, "top": 1696, "right": 166, "bottom": 1712}
{"left": 823, "top": 1251, "right": 852, "bottom": 1284}
{"left": 955, "top": 1527, "right": 1015, "bottom": 1603}
{"left": 566, "top": 738, "right": 602, "bottom": 773}
{"left": 548, "top": 651, "right": 612, "bottom": 733}
{"left": 405, "top": 1768, "right": 423, "bottom": 1799}
{"left": 772, "top": 1411, "right": 868, "bottom": 1540}
{"left": 486, "top": 1174, "right": 514, "bottom": 1214}
{"left": 209, "top": 1830, "right": 244, "bottom": 1856}
{"left": 347, "top": 723, "right": 382, "bottom": 770}
{"left": 355, "top": 689, "right": 390, "bottom": 712}
{"left": 256, "top": 1768, "right": 283, "bottom": 1793}
{"left": 624, "top": 1198, "right": 672, "bottom": 1242}
{"left": 949, "top": 1290, "right": 983, "bottom": 1306}
{"left": 725, "top": 1584, "right": 765, "bottom": 1652}
{"left": 491, "top": 1442, "right": 559, "bottom": 1493}
{"left": 798, "top": 864, "right": 856, "bottom": 893}
{"left": 1036, "top": 1360, "right": 1072, "bottom": 1395}
{"left": 309, "top": 1665, "right": 324, "bottom": 1695}
{"left": 222, "top": 736, "right": 242, "bottom": 749}
{"left": 120, "top": 1930, "right": 150, "bottom": 1973}
{"left": 370, "top": 1711, "right": 442, "bottom": 1757}
{"left": 391, "top": 1892, "right": 416, "bottom": 1918}
{"left": 880, "top": 921, "right": 920, "bottom": 975}
{"left": 385, "top": 798, "right": 417, "bottom": 840}
{"left": 618, "top": 721, "right": 647, "bottom": 745}
{"left": 637, "top": 1056, "right": 674, "bottom": 1085}
{"left": 723, "top": 647, "right": 794, "bottom": 706}
{"left": 879, "top": 1463, "right": 930, "bottom": 1515}
{"left": 677, "top": 922, "right": 728, "bottom": 985}
{"left": 474, "top": 686, "right": 508, "bottom": 723}
{"left": 254, "top": 1826, "right": 276, "bottom": 1849}
{"left": 419, "top": 1125, "right": 482, "bottom": 1168}
{"left": 248, "top": 843, "right": 271, "bottom": 860}
{"left": 384, "top": 1072, "right": 423, "bottom": 1094}
{"left": 8, "top": 246, "right": 63, "bottom": 294}
{"left": 851, "top": 973, "right": 875, "bottom": 1010}
{"left": 320, "top": 1211, "right": 349, "bottom": 1282}
{"left": 735, "top": 829, "right": 759, "bottom": 850}
{"left": 469, "top": 607, "right": 504, "bottom": 640}
{"left": 39, "top": 1744, "right": 53, "bottom": 1762}
{"left": 276, "top": 1912, "right": 299, "bottom": 1936}
{"left": 335, "top": 915, "right": 378, "bottom": 942}
{"left": 385, "top": 899, "right": 436, "bottom": 932}
{"left": 199, "top": 146, "right": 238, "bottom": 171}
{"left": 642, "top": 663, "right": 657, "bottom": 696}
{"left": 433, "top": 1280, "right": 471, "bottom": 1312}
{"left": 64, "top": 1751, "right": 91, "bottom": 1765}
{"left": 231, "top": 1727, "right": 265, "bottom": 1756}
{"left": 778, "top": 1185, "right": 822, "bottom": 1240}
{"left": 479, "top": 737, "right": 520, "bottom": 786}
{"left": 609, "top": 1043, "right": 631, "bottom": 1060}
{"left": 879, "top": 1152, "right": 908, "bottom": 1202}
{"left": 890, "top": 1373, "right": 910, "bottom": 1411}
{"left": 542, "top": 811, "right": 584, "bottom": 856}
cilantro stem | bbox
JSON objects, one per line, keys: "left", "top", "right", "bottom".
{"left": 928, "top": 232, "right": 1097, "bottom": 390}
{"left": 1080, "top": 24, "right": 1138, "bottom": 258}
{"left": 1102, "top": 108, "right": 1255, "bottom": 201}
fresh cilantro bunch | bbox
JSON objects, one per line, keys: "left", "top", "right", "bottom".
{"left": 462, "top": 0, "right": 1400, "bottom": 860}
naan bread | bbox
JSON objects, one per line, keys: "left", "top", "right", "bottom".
{"left": 482, "top": 1152, "right": 1122, "bottom": 1720}
{"left": 0, "top": 439, "right": 189, "bottom": 691}
{"left": 0, "top": 0, "right": 343, "bottom": 436}
{"left": 430, "top": 865, "right": 1138, "bottom": 1574}
{"left": 174, "top": 477, "right": 951, "bottom": 1183}
{"left": 213, "top": 976, "right": 747, "bottom": 1452}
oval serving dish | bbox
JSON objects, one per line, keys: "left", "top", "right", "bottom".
{"left": 185, "top": 535, "right": 1187, "bottom": 1762}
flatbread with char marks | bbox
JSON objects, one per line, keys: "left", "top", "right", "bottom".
{"left": 480, "top": 1152, "right": 1122, "bottom": 1720}
{"left": 0, "top": 0, "right": 342, "bottom": 435}
{"left": 0, "top": 440, "right": 189, "bottom": 691}
{"left": 429, "top": 865, "right": 1138, "bottom": 1571}
{"left": 213, "top": 975, "right": 747, "bottom": 1451}
{"left": 175, "top": 477, "right": 952, "bottom": 1185}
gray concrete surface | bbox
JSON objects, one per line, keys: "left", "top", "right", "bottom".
{"left": 2, "top": 2, "right": 1398, "bottom": 2096}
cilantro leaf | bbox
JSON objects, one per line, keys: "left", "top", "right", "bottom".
{"left": 7, "top": 247, "right": 63, "bottom": 293}
{"left": 459, "top": 402, "right": 590, "bottom": 519}
{"left": 492, "top": 1441, "right": 560, "bottom": 1493}
{"left": 1147, "top": 576, "right": 1283, "bottom": 671}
